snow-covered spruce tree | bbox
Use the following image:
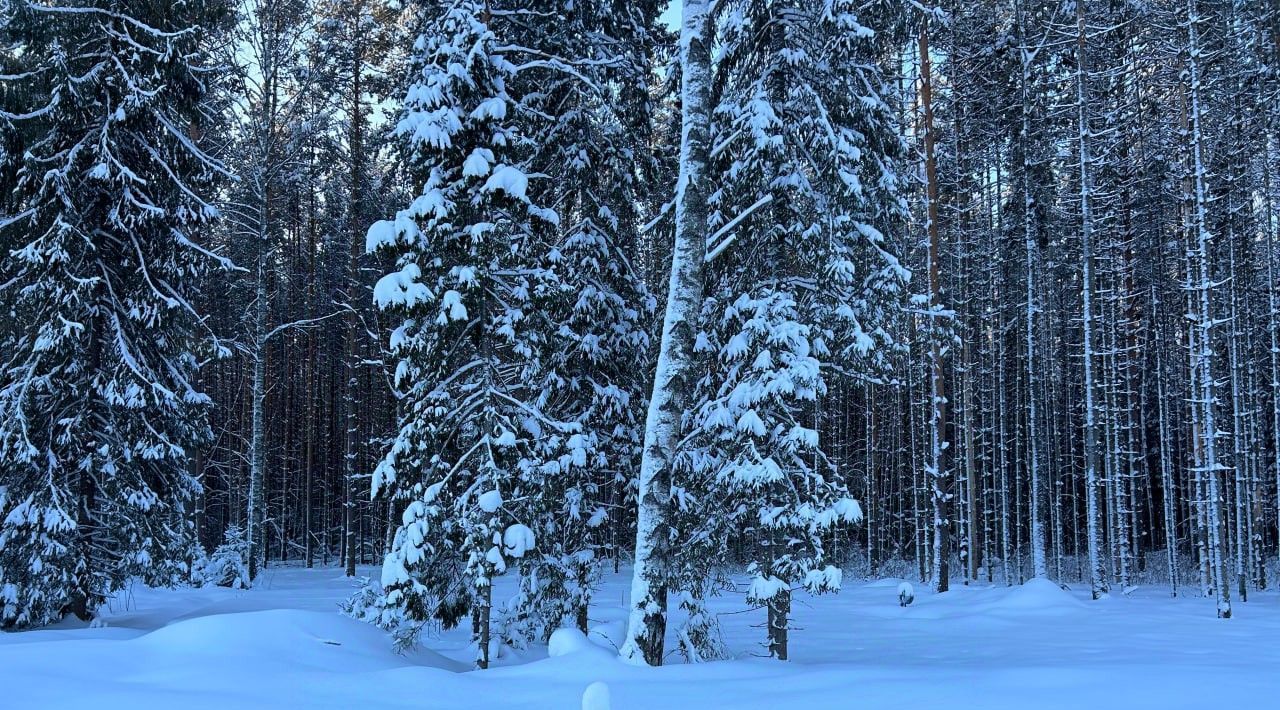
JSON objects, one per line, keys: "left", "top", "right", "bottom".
{"left": 367, "top": 0, "right": 608, "bottom": 668}
{"left": 0, "top": 0, "right": 231, "bottom": 628}
{"left": 197, "top": 525, "right": 250, "bottom": 589}
{"left": 687, "top": 292, "right": 862, "bottom": 661}
{"left": 501, "top": 0, "right": 660, "bottom": 645}
{"left": 679, "top": 0, "right": 906, "bottom": 660}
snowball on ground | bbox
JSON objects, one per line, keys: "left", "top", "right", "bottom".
{"left": 581, "top": 681, "right": 610, "bottom": 710}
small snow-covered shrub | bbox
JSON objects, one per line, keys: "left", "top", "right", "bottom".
{"left": 197, "top": 526, "right": 249, "bottom": 589}
{"left": 340, "top": 576, "right": 382, "bottom": 619}
{"left": 341, "top": 576, "right": 437, "bottom": 652}
{"left": 340, "top": 576, "right": 401, "bottom": 629}
{"left": 144, "top": 533, "right": 207, "bottom": 589}
{"left": 675, "top": 586, "right": 730, "bottom": 663}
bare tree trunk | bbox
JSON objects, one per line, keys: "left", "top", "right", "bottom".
{"left": 767, "top": 588, "right": 791, "bottom": 661}
{"left": 1154, "top": 287, "right": 1180, "bottom": 596}
{"left": 1074, "top": 0, "right": 1107, "bottom": 599}
{"left": 619, "top": 0, "right": 712, "bottom": 667}
{"left": 475, "top": 582, "right": 492, "bottom": 669}
{"left": 247, "top": 233, "right": 269, "bottom": 582}
{"left": 920, "top": 15, "right": 950, "bottom": 595}
{"left": 1019, "top": 1, "right": 1047, "bottom": 576}
{"left": 1185, "top": 0, "right": 1230, "bottom": 618}
{"left": 1262, "top": 129, "right": 1280, "bottom": 577}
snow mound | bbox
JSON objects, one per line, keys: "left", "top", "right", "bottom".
{"left": 995, "top": 578, "right": 1086, "bottom": 614}
{"left": 548, "top": 628, "right": 593, "bottom": 658}
{"left": 897, "top": 582, "right": 914, "bottom": 606}
{"left": 588, "top": 620, "right": 625, "bottom": 651}
{"left": 138, "top": 609, "right": 464, "bottom": 672}
{"left": 863, "top": 577, "right": 909, "bottom": 589}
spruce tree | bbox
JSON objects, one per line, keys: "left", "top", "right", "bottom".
{"left": 677, "top": 0, "right": 907, "bottom": 659}
{"left": 502, "top": 0, "right": 659, "bottom": 645}
{"left": 0, "top": 0, "right": 232, "bottom": 628}
{"left": 369, "top": 0, "right": 567, "bottom": 668}
{"left": 372, "top": 0, "right": 659, "bottom": 662}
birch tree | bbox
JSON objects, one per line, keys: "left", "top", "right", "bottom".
{"left": 619, "top": 0, "right": 712, "bottom": 667}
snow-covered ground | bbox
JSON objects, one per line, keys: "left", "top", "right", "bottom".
{"left": 2, "top": 566, "right": 1277, "bottom": 709}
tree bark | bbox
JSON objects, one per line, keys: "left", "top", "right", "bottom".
{"left": 919, "top": 15, "right": 950, "bottom": 595}
{"left": 619, "top": 0, "right": 712, "bottom": 667}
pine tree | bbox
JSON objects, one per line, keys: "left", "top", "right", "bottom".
{"left": 0, "top": 0, "right": 232, "bottom": 628}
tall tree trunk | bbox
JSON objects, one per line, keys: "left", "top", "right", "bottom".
{"left": 247, "top": 233, "right": 269, "bottom": 582}
{"left": 1185, "top": 0, "right": 1230, "bottom": 618}
{"left": 1018, "top": 0, "right": 1046, "bottom": 578}
{"left": 767, "top": 589, "right": 790, "bottom": 661}
{"left": 343, "top": 0, "right": 368, "bottom": 579}
{"left": 1074, "top": 0, "right": 1107, "bottom": 599}
{"left": 920, "top": 15, "right": 950, "bottom": 595}
{"left": 1262, "top": 129, "right": 1280, "bottom": 575}
{"left": 619, "top": 0, "right": 712, "bottom": 667}
{"left": 1154, "top": 286, "right": 1180, "bottom": 596}
{"left": 69, "top": 315, "right": 105, "bottom": 620}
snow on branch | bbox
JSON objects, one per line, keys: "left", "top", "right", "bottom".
{"left": 705, "top": 194, "right": 775, "bottom": 264}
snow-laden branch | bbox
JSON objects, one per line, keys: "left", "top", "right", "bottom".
{"left": 259, "top": 308, "right": 351, "bottom": 349}
{"left": 705, "top": 194, "right": 774, "bottom": 263}
{"left": 25, "top": 3, "right": 199, "bottom": 39}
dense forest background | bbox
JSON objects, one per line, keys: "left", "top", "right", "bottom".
{"left": 2, "top": 0, "right": 1279, "bottom": 661}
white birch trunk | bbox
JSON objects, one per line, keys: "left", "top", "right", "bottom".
{"left": 247, "top": 230, "right": 269, "bottom": 582}
{"left": 619, "top": 0, "right": 712, "bottom": 666}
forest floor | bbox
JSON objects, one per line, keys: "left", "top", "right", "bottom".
{"left": 1, "top": 564, "right": 1277, "bottom": 709}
